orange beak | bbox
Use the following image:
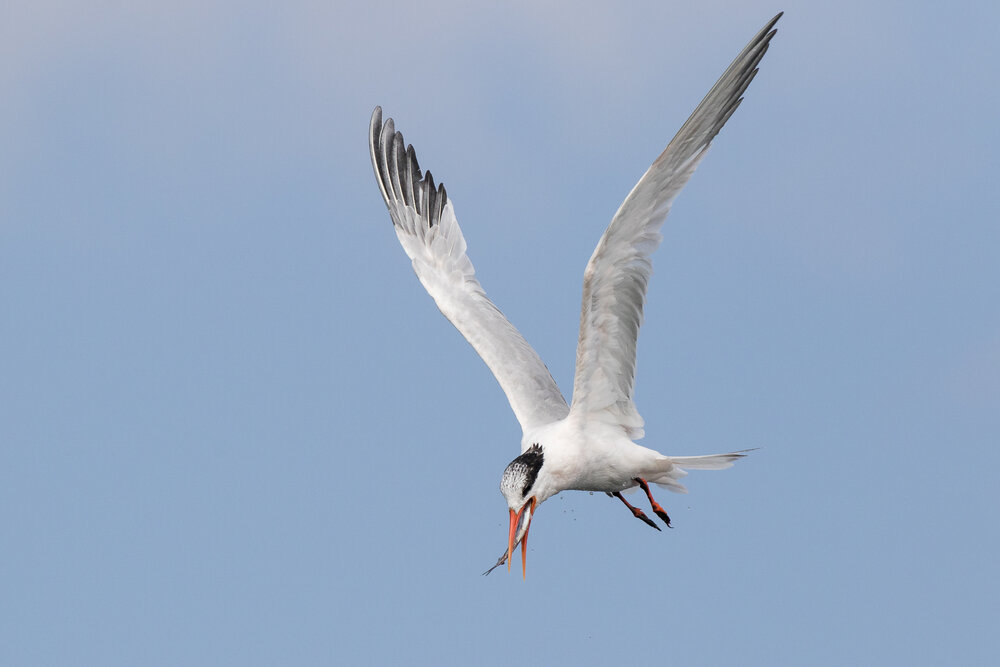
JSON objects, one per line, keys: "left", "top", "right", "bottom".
{"left": 506, "top": 497, "right": 536, "bottom": 579}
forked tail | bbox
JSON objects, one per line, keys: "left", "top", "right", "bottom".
{"left": 650, "top": 449, "right": 754, "bottom": 492}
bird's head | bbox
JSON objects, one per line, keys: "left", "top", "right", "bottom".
{"left": 499, "top": 443, "right": 545, "bottom": 578}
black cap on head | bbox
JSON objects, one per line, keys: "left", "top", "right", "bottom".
{"left": 500, "top": 444, "right": 544, "bottom": 502}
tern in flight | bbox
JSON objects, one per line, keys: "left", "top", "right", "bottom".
{"left": 369, "top": 13, "right": 781, "bottom": 577}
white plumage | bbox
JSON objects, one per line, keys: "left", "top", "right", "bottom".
{"left": 369, "top": 13, "right": 782, "bottom": 576}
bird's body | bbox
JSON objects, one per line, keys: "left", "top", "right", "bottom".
{"left": 523, "top": 417, "right": 647, "bottom": 500}
{"left": 520, "top": 417, "right": 737, "bottom": 499}
{"left": 369, "top": 13, "right": 782, "bottom": 576}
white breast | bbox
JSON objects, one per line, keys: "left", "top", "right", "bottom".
{"left": 522, "top": 417, "right": 665, "bottom": 499}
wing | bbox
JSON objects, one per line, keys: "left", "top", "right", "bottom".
{"left": 569, "top": 13, "right": 782, "bottom": 438}
{"left": 369, "top": 107, "right": 570, "bottom": 434}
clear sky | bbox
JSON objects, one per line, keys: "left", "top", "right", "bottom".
{"left": 2, "top": 1, "right": 998, "bottom": 664}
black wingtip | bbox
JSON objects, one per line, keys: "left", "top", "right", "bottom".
{"left": 369, "top": 109, "right": 451, "bottom": 229}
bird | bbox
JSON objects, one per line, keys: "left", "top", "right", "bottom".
{"left": 368, "top": 13, "right": 781, "bottom": 578}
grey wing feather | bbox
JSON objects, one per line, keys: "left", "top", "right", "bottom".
{"left": 569, "top": 13, "right": 782, "bottom": 438}
{"left": 369, "top": 108, "right": 570, "bottom": 435}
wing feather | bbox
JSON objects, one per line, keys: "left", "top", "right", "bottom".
{"left": 569, "top": 13, "right": 782, "bottom": 438}
{"left": 369, "top": 108, "right": 570, "bottom": 434}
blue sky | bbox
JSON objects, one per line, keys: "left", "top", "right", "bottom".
{"left": 2, "top": 1, "right": 998, "bottom": 664}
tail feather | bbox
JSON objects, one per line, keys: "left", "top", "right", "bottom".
{"left": 669, "top": 450, "right": 752, "bottom": 470}
{"left": 649, "top": 449, "right": 754, "bottom": 493}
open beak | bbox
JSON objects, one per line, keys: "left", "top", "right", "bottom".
{"left": 506, "top": 497, "right": 537, "bottom": 579}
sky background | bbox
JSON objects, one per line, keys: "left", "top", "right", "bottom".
{"left": 2, "top": 1, "right": 998, "bottom": 664}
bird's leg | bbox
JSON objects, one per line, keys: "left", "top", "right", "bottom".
{"left": 611, "top": 491, "right": 661, "bottom": 531}
{"left": 634, "top": 478, "right": 672, "bottom": 528}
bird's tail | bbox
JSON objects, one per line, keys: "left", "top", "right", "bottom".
{"left": 649, "top": 449, "right": 753, "bottom": 493}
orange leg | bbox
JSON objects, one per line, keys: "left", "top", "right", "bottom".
{"left": 611, "top": 491, "right": 661, "bottom": 531}
{"left": 634, "top": 478, "right": 672, "bottom": 528}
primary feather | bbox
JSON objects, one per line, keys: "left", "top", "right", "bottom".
{"left": 369, "top": 109, "right": 570, "bottom": 434}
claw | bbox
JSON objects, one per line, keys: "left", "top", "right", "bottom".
{"left": 632, "top": 507, "right": 662, "bottom": 531}
{"left": 652, "top": 506, "right": 672, "bottom": 528}
{"left": 612, "top": 491, "right": 662, "bottom": 531}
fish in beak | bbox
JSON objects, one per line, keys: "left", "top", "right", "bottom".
{"left": 506, "top": 497, "right": 537, "bottom": 578}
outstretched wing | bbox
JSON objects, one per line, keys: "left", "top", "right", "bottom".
{"left": 369, "top": 107, "right": 570, "bottom": 435}
{"left": 569, "top": 13, "right": 782, "bottom": 438}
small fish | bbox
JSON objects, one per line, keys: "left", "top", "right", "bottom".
{"left": 482, "top": 515, "right": 530, "bottom": 576}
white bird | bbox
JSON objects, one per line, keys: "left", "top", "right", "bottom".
{"left": 369, "top": 13, "right": 781, "bottom": 577}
